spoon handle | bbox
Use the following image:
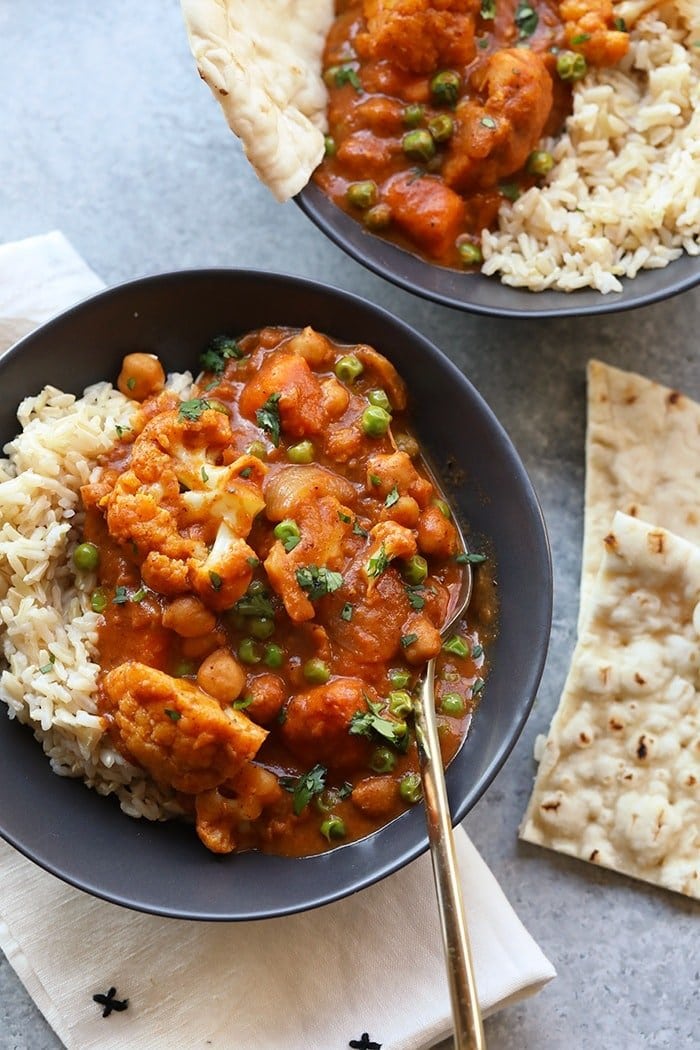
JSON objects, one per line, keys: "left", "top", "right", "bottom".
{"left": 416, "top": 660, "right": 485, "bottom": 1050}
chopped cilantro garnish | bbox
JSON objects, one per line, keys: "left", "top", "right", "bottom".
{"left": 384, "top": 486, "right": 400, "bottom": 508}
{"left": 256, "top": 392, "right": 282, "bottom": 446}
{"left": 115, "top": 424, "right": 131, "bottom": 438}
{"left": 131, "top": 587, "right": 146, "bottom": 603}
{"left": 113, "top": 585, "right": 129, "bottom": 605}
{"left": 234, "top": 587, "right": 275, "bottom": 618}
{"left": 472, "top": 644, "right": 484, "bottom": 659}
{"left": 401, "top": 633, "right": 418, "bottom": 648}
{"left": 369, "top": 473, "right": 381, "bottom": 487}
{"left": 481, "top": 0, "right": 496, "bottom": 18}
{"left": 246, "top": 556, "right": 260, "bottom": 568}
{"left": 514, "top": 1, "right": 538, "bottom": 38}
{"left": 201, "top": 466, "right": 209, "bottom": 483}
{"left": 333, "top": 65, "right": 362, "bottom": 92}
{"left": 455, "top": 551, "right": 487, "bottom": 565}
{"left": 232, "top": 694, "right": 253, "bottom": 710}
{"left": 178, "top": 397, "right": 211, "bottom": 422}
{"left": 340, "top": 602, "right": 354, "bottom": 622}
{"left": 240, "top": 467, "right": 252, "bottom": 478}
{"left": 472, "top": 677, "right": 485, "bottom": 696}
{"left": 349, "top": 697, "right": 407, "bottom": 749}
{"left": 338, "top": 781, "right": 353, "bottom": 800}
{"left": 296, "top": 565, "right": 344, "bottom": 600}
{"left": 571, "top": 32, "right": 591, "bottom": 43}
{"left": 499, "top": 182, "right": 521, "bottom": 201}
{"left": 164, "top": 708, "right": 181, "bottom": 722}
{"left": 338, "top": 511, "right": 352, "bottom": 524}
{"left": 613, "top": 17, "right": 627, "bottom": 31}
{"left": 279, "top": 764, "right": 328, "bottom": 816}
{"left": 209, "top": 571, "right": 222, "bottom": 591}
{"left": 366, "top": 542, "right": 389, "bottom": 578}
{"left": 405, "top": 585, "right": 425, "bottom": 611}
{"left": 353, "top": 519, "right": 369, "bottom": 538}
{"left": 126, "top": 376, "right": 136, "bottom": 391}
{"left": 39, "top": 654, "right": 55, "bottom": 674}
{"left": 199, "top": 334, "right": 243, "bottom": 374}
{"left": 480, "top": 116, "right": 497, "bottom": 129}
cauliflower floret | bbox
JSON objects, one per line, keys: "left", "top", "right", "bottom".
{"left": 99, "top": 405, "right": 266, "bottom": 609}
{"left": 101, "top": 662, "right": 267, "bottom": 794}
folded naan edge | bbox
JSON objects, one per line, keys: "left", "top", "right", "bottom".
{"left": 181, "top": 0, "right": 335, "bottom": 201}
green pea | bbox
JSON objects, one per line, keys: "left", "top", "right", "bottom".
{"left": 399, "top": 772, "right": 422, "bottom": 804}
{"left": 388, "top": 667, "right": 411, "bottom": 689}
{"left": 433, "top": 498, "right": 451, "bottom": 519}
{"left": 287, "top": 440, "right": 315, "bottom": 464}
{"left": 324, "top": 135, "right": 337, "bottom": 157}
{"left": 303, "top": 657, "right": 331, "bottom": 684}
{"left": 428, "top": 114, "right": 454, "bottom": 142}
{"left": 402, "top": 129, "right": 436, "bottom": 162}
{"left": 335, "top": 354, "right": 364, "bottom": 383}
{"left": 346, "top": 180, "right": 378, "bottom": 209}
{"left": 263, "top": 642, "right": 285, "bottom": 669}
{"left": 402, "top": 554, "right": 428, "bottom": 585}
{"left": 73, "top": 542, "right": 100, "bottom": 572}
{"left": 238, "top": 638, "right": 261, "bottom": 664}
{"left": 556, "top": 50, "right": 588, "bottom": 81}
{"left": 402, "top": 103, "right": 424, "bottom": 127}
{"left": 90, "top": 588, "right": 107, "bottom": 614}
{"left": 367, "top": 389, "right": 391, "bottom": 412}
{"left": 246, "top": 440, "right": 268, "bottom": 460}
{"left": 430, "top": 70, "right": 461, "bottom": 106}
{"left": 527, "top": 150, "right": 555, "bottom": 177}
{"left": 273, "top": 519, "right": 301, "bottom": 552}
{"left": 388, "top": 690, "right": 413, "bottom": 717}
{"left": 320, "top": 815, "right": 346, "bottom": 842}
{"left": 361, "top": 405, "right": 391, "bottom": 438}
{"left": 458, "top": 242, "right": 483, "bottom": 267}
{"left": 314, "top": 788, "right": 340, "bottom": 814}
{"left": 364, "top": 203, "right": 392, "bottom": 231}
{"left": 250, "top": 617, "right": 275, "bottom": 640}
{"left": 441, "top": 692, "right": 466, "bottom": 717}
{"left": 370, "top": 746, "right": 397, "bottom": 773}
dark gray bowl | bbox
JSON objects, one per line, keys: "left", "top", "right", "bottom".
{"left": 0, "top": 270, "right": 552, "bottom": 919}
{"left": 297, "top": 181, "right": 700, "bottom": 318}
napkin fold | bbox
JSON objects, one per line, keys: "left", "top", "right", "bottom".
{"left": 0, "top": 232, "right": 555, "bottom": 1050}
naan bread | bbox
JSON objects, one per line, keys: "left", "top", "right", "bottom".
{"left": 181, "top": 0, "right": 334, "bottom": 201}
{"left": 580, "top": 360, "right": 700, "bottom": 630}
{"left": 521, "top": 512, "right": 700, "bottom": 899}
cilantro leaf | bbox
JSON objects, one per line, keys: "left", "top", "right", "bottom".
{"left": 384, "top": 486, "right": 400, "bottom": 508}
{"left": 280, "top": 764, "right": 328, "bottom": 816}
{"left": 234, "top": 587, "right": 275, "bottom": 619}
{"left": 515, "top": 1, "right": 538, "bottom": 38}
{"left": 353, "top": 519, "right": 369, "bottom": 538}
{"left": 209, "top": 571, "right": 222, "bottom": 591}
{"left": 333, "top": 65, "right": 362, "bottom": 92}
{"left": 455, "top": 551, "right": 487, "bottom": 565}
{"left": 366, "top": 542, "right": 389, "bottom": 578}
{"left": 296, "top": 565, "right": 344, "bottom": 600}
{"left": 39, "top": 654, "right": 56, "bottom": 674}
{"left": 179, "top": 397, "right": 211, "bottom": 422}
{"left": 164, "top": 708, "right": 181, "bottom": 722}
{"left": 405, "top": 585, "right": 426, "bottom": 611}
{"left": 199, "top": 334, "right": 243, "bottom": 374}
{"left": 481, "top": 0, "right": 496, "bottom": 18}
{"left": 113, "top": 585, "right": 130, "bottom": 605}
{"left": 256, "top": 393, "right": 282, "bottom": 446}
{"left": 340, "top": 602, "right": 354, "bottom": 622}
{"left": 349, "top": 697, "right": 407, "bottom": 749}
{"left": 401, "top": 633, "right": 418, "bottom": 648}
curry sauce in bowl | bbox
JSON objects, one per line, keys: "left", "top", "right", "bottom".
{"left": 0, "top": 270, "right": 551, "bottom": 918}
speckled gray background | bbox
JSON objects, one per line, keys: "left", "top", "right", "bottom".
{"left": 0, "top": 3, "right": 698, "bottom": 1049}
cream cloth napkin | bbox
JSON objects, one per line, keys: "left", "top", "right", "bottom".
{"left": 0, "top": 231, "right": 556, "bottom": 1050}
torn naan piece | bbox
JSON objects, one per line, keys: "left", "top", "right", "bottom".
{"left": 181, "top": 0, "right": 334, "bottom": 201}
{"left": 521, "top": 512, "right": 700, "bottom": 900}
{"left": 580, "top": 360, "right": 700, "bottom": 631}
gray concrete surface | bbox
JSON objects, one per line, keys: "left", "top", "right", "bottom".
{"left": 0, "top": 2, "right": 698, "bottom": 1048}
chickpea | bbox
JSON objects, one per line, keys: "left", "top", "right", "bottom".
{"left": 181, "top": 632, "right": 223, "bottom": 660}
{"left": 244, "top": 673, "right": 287, "bottom": 726}
{"left": 197, "top": 648, "right": 247, "bottom": 703}
{"left": 162, "top": 596, "right": 216, "bottom": 638}
{"left": 117, "top": 352, "right": 166, "bottom": 401}
{"left": 351, "top": 775, "right": 397, "bottom": 817}
{"left": 321, "top": 376, "right": 351, "bottom": 419}
{"left": 417, "top": 505, "right": 458, "bottom": 558}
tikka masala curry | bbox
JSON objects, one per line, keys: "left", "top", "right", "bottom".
{"left": 315, "top": 0, "right": 629, "bottom": 267}
{"left": 78, "top": 327, "right": 491, "bottom": 855}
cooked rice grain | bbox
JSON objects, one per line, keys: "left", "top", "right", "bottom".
{"left": 482, "top": 2, "right": 700, "bottom": 293}
{"left": 0, "top": 382, "right": 185, "bottom": 822}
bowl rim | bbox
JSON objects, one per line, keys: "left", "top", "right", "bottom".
{"left": 296, "top": 181, "right": 700, "bottom": 319}
{"left": 0, "top": 268, "right": 553, "bottom": 919}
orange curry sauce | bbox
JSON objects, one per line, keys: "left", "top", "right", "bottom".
{"left": 80, "top": 328, "right": 494, "bottom": 857}
{"left": 315, "top": 0, "right": 629, "bottom": 267}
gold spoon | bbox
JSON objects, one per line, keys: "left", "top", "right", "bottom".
{"left": 413, "top": 514, "right": 485, "bottom": 1050}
